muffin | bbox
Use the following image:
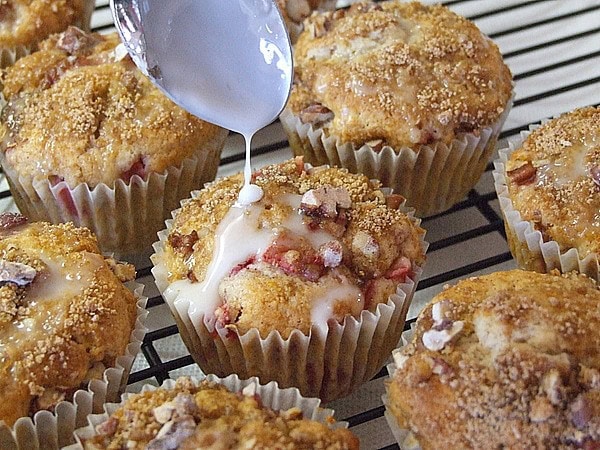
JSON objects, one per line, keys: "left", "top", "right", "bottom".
{"left": 72, "top": 375, "right": 359, "bottom": 449}
{"left": 152, "top": 157, "right": 426, "bottom": 401}
{"left": 0, "top": 212, "right": 147, "bottom": 449}
{"left": 0, "top": 27, "right": 229, "bottom": 260}
{"left": 384, "top": 269, "right": 600, "bottom": 449}
{"left": 0, "top": 0, "right": 95, "bottom": 67}
{"left": 494, "top": 106, "right": 600, "bottom": 281}
{"left": 281, "top": 0, "right": 513, "bottom": 217}
{"left": 276, "top": 0, "right": 337, "bottom": 42}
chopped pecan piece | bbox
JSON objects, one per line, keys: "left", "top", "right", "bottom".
{"left": 0, "top": 2, "right": 15, "bottom": 22}
{"left": 591, "top": 165, "right": 600, "bottom": 187}
{"left": 148, "top": 416, "right": 196, "bottom": 450}
{"left": 95, "top": 417, "right": 119, "bottom": 437}
{"left": 299, "top": 104, "right": 334, "bottom": 126}
{"left": 0, "top": 259, "right": 36, "bottom": 286}
{"left": 168, "top": 231, "right": 199, "bottom": 260}
{"left": 570, "top": 395, "right": 593, "bottom": 430}
{"left": 0, "top": 212, "right": 27, "bottom": 230}
{"left": 319, "top": 240, "right": 343, "bottom": 268}
{"left": 507, "top": 161, "right": 536, "bottom": 185}
{"left": 284, "top": 0, "right": 311, "bottom": 23}
{"left": 529, "top": 396, "right": 554, "bottom": 422}
{"left": 57, "top": 26, "right": 99, "bottom": 55}
{"left": 300, "top": 186, "right": 351, "bottom": 219}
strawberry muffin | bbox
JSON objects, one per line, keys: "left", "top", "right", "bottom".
{"left": 74, "top": 376, "right": 359, "bottom": 450}
{"left": 385, "top": 270, "right": 600, "bottom": 449}
{"left": 0, "top": 0, "right": 95, "bottom": 67}
{"left": 152, "top": 158, "right": 426, "bottom": 401}
{"left": 0, "top": 27, "right": 228, "bottom": 259}
{"left": 281, "top": 0, "right": 513, "bottom": 216}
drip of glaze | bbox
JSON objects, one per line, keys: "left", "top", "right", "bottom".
{"left": 112, "top": 0, "right": 293, "bottom": 205}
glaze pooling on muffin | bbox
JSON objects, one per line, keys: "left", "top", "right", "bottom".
{"left": 163, "top": 159, "right": 425, "bottom": 338}
{"left": 505, "top": 106, "right": 600, "bottom": 258}
{"left": 0, "top": 213, "right": 138, "bottom": 426}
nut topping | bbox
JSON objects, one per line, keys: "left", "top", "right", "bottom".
{"left": 570, "top": 395, "right": 593, "bottom": 430}
{"left": 0, "top": 259, "right": 36, "bottom": 286}
{"left": 319, "top": 240, "right": 344, "bottom": 268}
{"left": 542, "top": 369, "right": 565, "bottom": 406}
{"left": 422, "top": 301, "right": 464, "bottom": 351}
{"left": 148, "top": 416, "right": 196, "bottom": 450}
{"left": 507, "top": 161, "right": 537, "bottom": 186}
{"left": 298, "top": 104, "right": 334, "bottom": 126}
{"left": 300, "top": 186, "right": 351, "bottom": 219}
{"left": 590, "top": 165, "right": 600, "bottom": 187}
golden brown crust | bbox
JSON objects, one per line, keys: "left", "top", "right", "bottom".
{"left": 505, "top": 106, "right": 600, "bottom": 259}
{"left": 162, "top": 158, "right": 425, "bottom": 338}
{"left": 0, "top": 27, "right": 225, "bottom": 188}
{"left": 82, "top": 377, "right": 359, "bottom": 450}
{"left": 0, "top": 214, "right": 138, "bottom": 426}
{"left": 0, "top": 0, "right": 89, "bottom": 48}
{"left": 287, "top": 0, "right": 512, "bottom": 149}
{"left": 387, "top": 269, "right": 600, "bottom": 449}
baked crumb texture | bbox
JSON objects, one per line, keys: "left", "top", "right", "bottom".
{"left": 163, "top": 158, "right": 426, "bottom": 338}
{"left": 387, "top": 269, "right": 600, "bottom": 450}
{"left": 0, "top": 26, "right": 224, "bottom": 188}
{"left": 505, "top": 106, "right": 600, "bottom": 261}
{"left": 0, "top": 0, "right": 91, "bottom": 48}
{"left": 82, "top": 377, "right": 359, "bottom": 450}
{"left": 288, "top": 0, "right": 512, "bottom": 149}
{"left": 0, "top": 212, "right": 138, "bottom": 427}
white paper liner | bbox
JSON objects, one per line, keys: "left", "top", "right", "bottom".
{"left": 0, "top": 0, "right": 95, "bottom": 69}
{"left": 1, "top": 129, "right": 228, "bottom": 262}
{"left": 492, "top": 122, "right": 600, "bottom": 281}
{"left": 382, "top": 323, "right": 422, "bottom": 450}
{"left": 65, "top": 373, "right": 349, "bottom": 449}
{"left": 0, "top": 281, "right": 149, "bottom": 450}
{"left": 151, "top": 188, "right": 426, "bottom": 403}
{"left": 280, "top": 96, "right": 513, "bottom": 217}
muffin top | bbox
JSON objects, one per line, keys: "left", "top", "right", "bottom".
{"left": 387, "top": 269, "right": 600, "bottom": 449}
{"left": 160, "top": 158, "right": 426, "bottom": 338}
{"left": 82, "top": 376, "right": 359, "bottom": 450}
{"left": 505, "top": 106, "right": 600, "bottom": 258}
{"left": 0, "top": 212, "right": 138, "bottom": 427}
{"left": 0, "top": 0, "right": 89, "bottom": 48}
{"left": 287, "top": 0, "right": 512, "bottom": 149}
{"left": 0, "top": 27, "right": 226, "bottom": 188}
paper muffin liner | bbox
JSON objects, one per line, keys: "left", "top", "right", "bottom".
{"left": 280, "top": 96, "right": 513, "bottom": 217}
{"left": 0, "top": 280, "right": 148, "bottom": 450}
{"left": 492, "top": 123, "right": 600, "bottom": 281}
{"left": 1, "top": 129, "right": 228, "bottom": 263}
{"left": 65, "top": 373, "right": 350, "bottom": 449}
{"left": 0, "top": 0, "right": 95, "bottom": 69}
{"left": 151, "top": 191, "right": 426, "bottom": 403}
{"left": 382, "top": 323, "right": 421, "bottom": 450}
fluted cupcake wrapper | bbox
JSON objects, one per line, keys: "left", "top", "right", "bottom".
{"left": 493, "top": 123, "right": 600, "bottom": 281}
{"left": 280, "top": 96, "right": 513, "bottom": 218}
{"left": 382, "top": 324, "right": 421, "bottom": 450}
{"left": 64, "top": 373, "right": 349, "bottom": 449}
{"left": 0, "top": 0, "right": 96, "bottom": 69}
{"left": 152, "top": 190, "right": 426, "bottom": 403}
{"left": 1, "top": 129, "right": 228, "bottom": 264}
{"left": 0, "top": 282, "right": 148, "bottom": 450}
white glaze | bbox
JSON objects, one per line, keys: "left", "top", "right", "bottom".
{"left": 174, "top": 192, "right": 356, "bottom": 329}
{"left": 0, "top": 252, "right": 103, "bottom": 362}
{"left": 311, "top": 276, "right": 363, "bottom": 332}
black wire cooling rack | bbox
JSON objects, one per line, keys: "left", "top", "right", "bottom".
{"left": 1, "top": 1, "right": 597, "bottom": 448}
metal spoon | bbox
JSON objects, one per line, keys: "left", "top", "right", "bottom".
{"left": 109, "top": 0, "right": 293, "bottom": 136}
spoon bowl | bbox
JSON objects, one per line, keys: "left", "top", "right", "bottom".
{"left": 110, "top": 0, "right": 293, "bottom": 136}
